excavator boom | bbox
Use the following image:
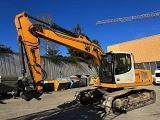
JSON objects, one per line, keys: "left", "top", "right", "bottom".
{"left": 14, "top": 12, "right": 103, "bottom": 100}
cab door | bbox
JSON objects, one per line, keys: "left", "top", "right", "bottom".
{"left": 114, "top": 53, "right": 135, "bottom": 84}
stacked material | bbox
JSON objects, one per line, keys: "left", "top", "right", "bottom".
{"left": 43, "top": 75, "right": 91, "bottom": 91}
{"left": 57, "top": 76, "right": 80, "bottom": 88}
{"left": 43, "top": 79, "right": 70, "bottom": 91}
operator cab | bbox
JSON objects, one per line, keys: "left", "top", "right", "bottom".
{"left": 99, "top": 51, "right": 135, "bottom": 84}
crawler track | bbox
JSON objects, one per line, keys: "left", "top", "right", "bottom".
{"left": 75, "top": 88, "right": 156, "bottom": 114}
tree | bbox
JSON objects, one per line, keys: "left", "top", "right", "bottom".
{"left": 92, "top": 39, "right": 101, "bottom": 47}
{"left": 72, "top": 24, "right": 83, "bottom": 35}
{"left": 35, "top": 14, "right": 60, "bottom": 56}
{"left": 46, "top": 47, "right": 59, "bottom": 56}
{"left": 67, "top": 24, "right": 101, "bottom": 62}
{"left": 0, "top": 44, "right": 13, "bottom": 53}
{"left": 40, "top": 40, "right": 60, "bottom": 56}
{"left": 67, "top": 24, "right": 86, "bottom": 59}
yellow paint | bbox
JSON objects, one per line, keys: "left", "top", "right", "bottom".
{"left": 95, "top": 69, "right": 153, "bottom": 88}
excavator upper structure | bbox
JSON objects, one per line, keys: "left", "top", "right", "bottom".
{"left": 13, "top": 12, "right": 156, "bottom": 114}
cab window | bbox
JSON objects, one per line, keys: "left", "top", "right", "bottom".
{"left": 114, "top": 53, "right": 132, "bottom": 75}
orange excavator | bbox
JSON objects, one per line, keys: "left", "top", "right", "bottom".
{"left": 13, "top": 12, "right": 156, "bottom": 114}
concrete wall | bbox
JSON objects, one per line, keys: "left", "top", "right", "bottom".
{"left": 0, "top": 53, "right": 98, "bottom": 79}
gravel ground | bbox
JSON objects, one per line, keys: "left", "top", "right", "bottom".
{"left": 0, "top": 85, "right": 160, "bottom": 120}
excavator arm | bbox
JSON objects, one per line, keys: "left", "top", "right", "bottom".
{"left": 14, "top": 12, "right": 103, "bottom": 101}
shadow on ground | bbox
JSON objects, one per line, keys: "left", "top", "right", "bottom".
{"left": 9, "top": 100, "right": 120, "bottom": 120}
{"left": 0, "top": 94, "right": 13, "bottom": 104}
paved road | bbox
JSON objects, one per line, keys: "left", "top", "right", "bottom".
{"left": 0, "top": 85, "right": 160, "bottom": 120}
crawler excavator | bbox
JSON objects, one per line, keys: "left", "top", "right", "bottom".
{"left": 13, "top": 12, "right": 156, "bottom": 114}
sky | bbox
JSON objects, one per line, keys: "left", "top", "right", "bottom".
{"left": 1, "top": 0, "right": 160, "bottom": 56}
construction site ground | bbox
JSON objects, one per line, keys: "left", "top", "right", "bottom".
{"left": 0, "top": 85, "right": 160, "bottom": 120}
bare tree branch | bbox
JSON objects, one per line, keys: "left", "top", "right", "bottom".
{"left": 35, "top": 14, "right": 60, "bottom": 56}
